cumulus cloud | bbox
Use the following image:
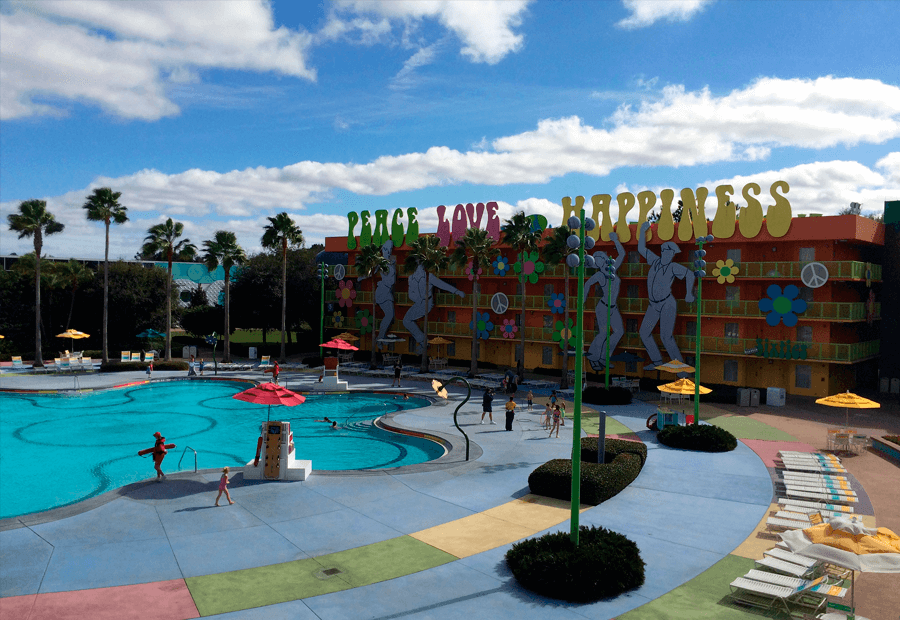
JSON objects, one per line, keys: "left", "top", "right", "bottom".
{"left": 617, "top": 0, "right": 714, "bottom": 29}
{"left": 326, "top": 0, "right": 531, "bottom": 64}
{"left": 0, "top": 1, "right": 315, "bottom": 120}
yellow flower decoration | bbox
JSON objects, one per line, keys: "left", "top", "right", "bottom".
{"left": 712, "top": 259, "right": 739, "bottom": 284}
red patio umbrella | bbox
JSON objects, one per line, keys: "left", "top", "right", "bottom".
{"left": 319, "top": 338, "right": 359, "bottom": 351}
{"left": 232, "top": 382, "right": 306, "bottom": 422}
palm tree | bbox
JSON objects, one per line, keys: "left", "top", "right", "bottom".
{"left": 450, "top": 227, "right": 497, "bottom": 377}
{"left": 141, "top": 218, "right": 196, "bottom": 360}
{"left": 403, "top": 235, "right": 450, "bottom": 372}
{"left": 83, "top": 187, "right": 128, "bottom": 364}
{"left": 56, "top": 260, "right": 94, "bottom": 331}
{"left": 355, "top": 243, "right": 390, "bottom": 369}
{"left": 202, "top": 231, "right": 246, "bottom": 363}
{"left": 542, "top": 225, "right": 576, "bottom": 389}
{"left": 502, "top": 212, "right": 543, "bottom": 382}
{"left": 261, "top": 212, "right": 304, "bottom": 361}
{"left": 7, "top": 200, "right": 65, "bottom": 367}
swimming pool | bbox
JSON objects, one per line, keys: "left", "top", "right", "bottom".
{"left": 0, "top": 381, "right": 440, "bottom": 519}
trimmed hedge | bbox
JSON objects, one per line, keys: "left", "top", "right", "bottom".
{"left": 506, "top": 525, "right": 645, "bottom": 602}
{"left": 657, "top": 424, "right": 737, "bottom": 452}
{"left": 528, "top": 438, "right": 647, "bottom": 505}
{"left": 582, "top": 386, "right": 634, "bottom": 406}
{"left": 100, "top": 360, "right": 189, "bottom": 373}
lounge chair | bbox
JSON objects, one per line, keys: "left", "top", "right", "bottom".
{"left": 780, "top": 471, "right": 849, "bottom": 484}
{"left": 778, "top": 498, "right": 854, "bottom": 516}
{"left": 258, "top": 355, "right": 271, "bottom": 369}
{"left": 11, "top": 356, "right": 27, "bottom": 370}
{"left": 131, "top": 352, "right": 141, "bottom": 362}
{"left": 764, "top": 547, "right": 821, "bottom": 569}
{"left": 766, "top": 516, "right": 814, "bottom": 532}
{"left": 754, "top": 555, "right": 821, "bottom": 579}
{"left": 145, "top": 352, "right": 155, "bottom": 363}
{"left": 121, "top": 351, "right": 131, "bottom": 362}
{"left": 783, "top": 489, "right": 857, "bottom": 504}
{"left": 79, "top": 356, "right": 94, "bottom": 371}
{"left": 729, "top": 574, "right": 836, "bottom": 617}
{"left": 58, "top": 358, "right": 72, "bottom": 372}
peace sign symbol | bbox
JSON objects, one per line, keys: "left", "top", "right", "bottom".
{"left": 333, "top": 264, "right": 346, "bottom": 280}
{"left": 800, "top": 262, "right": 828, "bottom": 289}
{"left": 491, "top": 292, "right": 509, "bottom": 314}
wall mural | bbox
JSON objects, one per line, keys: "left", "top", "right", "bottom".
{"left": 638, "top": 221, "right": 695, "bottom": 370}
{"left": 583, "top": 231, "right": 625, "bottom": 372}
{"left": 402, "top": 261, "right": 464, "bottom": 354}
{"left": 759, "top": 284, "right": 807, "bottom": 327}
{"left": 713, "top": 259, "right": 739, "bottom": 284}
{"left": 358, "top": 240, "right": 397, "bottom": 347}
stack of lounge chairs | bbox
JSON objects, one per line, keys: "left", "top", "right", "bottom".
{"left": 772, "top": 451, "right": 858, "bottom": 519}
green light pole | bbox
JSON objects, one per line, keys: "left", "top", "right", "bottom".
{"left": 604, "top": 255, "right": 615, "bottom": 390}
{"left": 318, "top": 263, "right": 326, "bottom": 347}
{"left": 564, "top": 211, "right": 597, "bottom": 545}
{"left": 692, "top": 235, "right": 714, "bottom": 425}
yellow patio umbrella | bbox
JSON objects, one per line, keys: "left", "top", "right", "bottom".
{"left": 335, "top": 332, "right": 359, "bottom": 342}
{"left": 56, "top": 329, "right": 89, "bottom": 352}
{"left": 658, "top": 378, "right": 711, "bottom": 395}
{"left": 655, "top": 360, "right": 695, "bottom": 374}
{"left": 816, "top": 391, "right": 880, "bottom": 430}
{"left": 428, "top": 336, "right": 452, "bottom": 345}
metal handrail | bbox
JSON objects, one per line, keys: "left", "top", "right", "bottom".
{"left": 178, "top": 446, "right": 198, "bottom": 472}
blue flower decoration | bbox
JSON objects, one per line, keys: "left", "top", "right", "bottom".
{"left": 492, "top": 256, "right": 511, "bottom": 276}
{"left": 758, "top": 284, "right": 807, "bottom": 327}
{"left": 548, "top": 293, "right": 566, "bottom": 314}
{"left": 469, "top": 311, "right": 494, "bottom": 340}
{"left": 204, "top": 334, "right": 217, "bottom": 346}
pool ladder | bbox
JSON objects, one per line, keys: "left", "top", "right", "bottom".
{"left": 178, "top": 446, "right": 198, "bottom": 472}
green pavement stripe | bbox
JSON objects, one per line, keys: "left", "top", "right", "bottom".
{"left": 582, "top": 414, "right": 634, "bottom": 436}
{"left": 186, "top": 536, "right": 455, "bottom": 616}
{"left": 618, "top": 555, "right": 764, "bottom": 620}
{"left": 708, "top": 416, "right": 797, "bottom": 441}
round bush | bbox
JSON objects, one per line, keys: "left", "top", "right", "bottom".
{"left": 657, "top": 424, "right": 737, "bottom": 452}
{"left": 506, "top": 525, "right": 645, "bottom": 602}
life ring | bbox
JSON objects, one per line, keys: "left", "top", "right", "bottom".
{"left": 645, "top": 414, "right": 658, "bottom": 432}
{"left": 138, "top": 443, "right": 175, "bottom": 456}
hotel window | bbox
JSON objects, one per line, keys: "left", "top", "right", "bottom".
{"left": 542, "top": 346, "right": 553, "bottom": 365}
{"left": 684, "top": 355, "right": 695, "bottom": 367}
{"left": 795, "top": 364, "right": 812, "bottom": 389}
{"left": 628, "top": 250, "right": 640, "bottom": 263}
{"left": 515, "top": 313, "right": 521, "bottom": 327}
{"left": 799, "top": 287, "right": 813, "bottom": 303}
{"left": 544, "top": 315, "right": 553, "bottom": 328}
{"left": 627, "top": 284, "right": 640, "bottom": 299}
{"left": 685, "top": 321, "right": 697, "bottom": 337}
{"left": 544, "top": 284, "right": 555, "bottom": 296}
{"left": 726, "top": 249, "right": 741, "bottom": 267}
{"left": 626, "top": 360, "right": 638, "bottom": 372}
{"left": 516, "top": 344, "right": 523, "bottom": 359}
{"left": 725, "top": 322, "right": 739, "bottom": 342}
{"left": 724, "top": 360, "right": 738, "bottom": 382}
{"left": 799, "top": 248, "right": 815, "bottom": 263}
{"left": 516, "top": 281, "right": 523, "bottom": 295}
{"left": 726, "top": 286, "right": 740, "bottom": 308}
{"left": 627, "top": 318, "right": 639, "bottom": 334}
{"left": 797, "top": 325, "right": 813, "bottom": 343}
{"left": 447, "top": 342, "right": 455, "bottom": 357}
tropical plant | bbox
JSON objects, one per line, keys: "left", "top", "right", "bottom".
{"left": 404, "top": 235, "right": 451, "bottom": 372}
{"left": 450, "top": 227, "right": 497, "bottom": 377}
{"left": 56, "top": 260, "right": 94, "bottom": 331}
{"left": 140, "top": 218, "right": 197, "bottom": 360}
{"left": 502, "top": 212, "right": 543, "bottom": 381}
{"left": 83, "top": 187, "right": 128, "bottom": 363}
{"left": 261, "top": 212, "right": 304, "bottom": 361}
{"left": 7, "top": 200, "right": 65, "bottom": 366}
{"left": 202, "top": 230, "right": 246, "bottom": 362}
{"left": 542, "top": 225, "right": 576, "bottom": 388}
{"left": 355, "top": 243, "right": 390, "bottom": 368}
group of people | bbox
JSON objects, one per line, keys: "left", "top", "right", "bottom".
{"left": 480, "top": 388, "right": 566, "bottom": 436}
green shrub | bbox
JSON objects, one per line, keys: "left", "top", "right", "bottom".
{"left": 657, "top": 424, "right": 737, "bottom": 452}
{"left": 506, "top": 525, "right": 645, "bottom": 602}
{"left": 528, "top": 438, "right": 646, "bottom": 505}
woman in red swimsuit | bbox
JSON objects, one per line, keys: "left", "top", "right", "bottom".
{"left": 152, "top": 432, "right": 168, "bottom": 482}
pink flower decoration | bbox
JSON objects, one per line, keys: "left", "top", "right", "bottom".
{"left": 501, "top": 319, "right": 518, "bottom": 339}
{"left": 336, "top": 280, "right": 356, "bottom": 308}
{"left": 466, "top": 261, "right": 483, "bottom": 281}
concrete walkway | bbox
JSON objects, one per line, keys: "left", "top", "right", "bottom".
{"left": 0, "top": 369, "right": 895, "bottom": 619}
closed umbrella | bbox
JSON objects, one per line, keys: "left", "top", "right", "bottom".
{"left": 781, "top": 516, "right": 900, "bottom": 619}
{"left": 232, "top": 382, "right": 306, "bottom": 422}
{"left": 816, "top": 391, "right": 880, "bottom": 430}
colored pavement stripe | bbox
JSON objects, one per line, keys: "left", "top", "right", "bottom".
{"left": 709, "top": 416, "right": 797, "bottom": 441}
{"left": 740, "top": 439, "right": 817, "bottom": 468}
{"left": 582, "top": 415, "right": 634, "bottom": 436}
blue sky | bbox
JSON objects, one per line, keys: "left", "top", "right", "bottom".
{"left": 1, "top": 0, "right": 898, "bottom": 260}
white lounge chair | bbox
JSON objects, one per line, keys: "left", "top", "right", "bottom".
{"left": 754, "top": 555, "right": 820, "bottom": 579}
{"left": 782, "top": 483, "right": 856, "bottom": 497}
{"left": 784, "top": 489, "right": 857, "bottom": 504}
{"left": 730, "top": 574, "right": 833, "bottom": 617}
{"left": 121, "top": 351, "right": 131, "bottom": 362}
{"left": 764, "top": 547, "right": 820, "bottom": 569}
{"left": 778, "top": 498, "right": 854, "bottom": 516}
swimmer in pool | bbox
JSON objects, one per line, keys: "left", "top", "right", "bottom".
{"left": 316, "top": 417, "right": 332, "bottom": 423}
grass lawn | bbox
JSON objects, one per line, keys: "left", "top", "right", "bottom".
{"left": 229, "top": 329, "right": 302, "bottom": 344}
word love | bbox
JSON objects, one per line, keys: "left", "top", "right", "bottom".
{"left": 561, "top": 181, "right": 792, "bottom": 244}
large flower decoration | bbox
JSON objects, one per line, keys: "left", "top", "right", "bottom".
{"left": 548, "top": 293, "right": 566, "bottom": 314}
{"left": 492, "top": 255, "right": 511, "bottom": 276}
{"left": 513, "top": 251, "right": 546, "bottom": 284}
{"left": 336, "top": 280, "right": 356, "bottom": 308}
{"left": 758, "top": 284, "right": 807, "bottom": 327}
{"left": 500, "top": 319, "right": 518, "bottom": 339}
{"left": 332, "top": 311, "right": 344, "bottom": 328}
{"left": 552, "top": 319, "right": 576, "bottom": 351}
{"left": 466, "top": 261, "right": 483, "bottom": 281}
{"left": 355, "top": 309, "right": 373, "bottom": 334}
{"left": 713, "top": 259, "right": 740, "bottom": 284}
{"left": 470, "top": 311, "right": 494, "bottom": 340}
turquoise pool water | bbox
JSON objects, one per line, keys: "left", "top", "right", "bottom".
{"left": 0, "top": 381, "right": 439, "bottom": 519}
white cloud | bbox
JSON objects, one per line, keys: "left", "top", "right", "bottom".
{"left": 0, "top": 1, "right": 315, "bottom": 120}
{"left": 390, "top": 39, "right": 446, "bottom": 90}
{"left": 617, "top": 0, "right": 714, "bottom": 29}
{"left": 876, "top": 152, "right": 900, "bottom": 184}
{"left": 328, "top": 0, "right": 531, "bottom": 64}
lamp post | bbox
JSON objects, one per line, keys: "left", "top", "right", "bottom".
{"left": 692, "top": 235, "right": 714, "bottom": 425}
{"left": 317, "top": 263, "right": 327, "bottom": 349}
{"left": 431, "top": 378, "right": 471, "bottom": 461}
{"left": 603, "top": 255, "right": 616, "bottom": 390}
{"left": 564, "top": 211, "right": 596, "bottom": 545}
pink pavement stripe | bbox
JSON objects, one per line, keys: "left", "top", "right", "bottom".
{"left": 3, "top": 580, "right": 199, "bottom": 620}
{"left": 741, "top": 439, "right": 818, "bottom": 468}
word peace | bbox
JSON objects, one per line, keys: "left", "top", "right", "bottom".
{"left": 347, "top": 208, "right": 419, "bottom": 250}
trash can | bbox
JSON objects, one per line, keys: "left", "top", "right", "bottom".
{"left": 881, "top": 377, "right": 890, "bottom": 393}
{"left": 737, "top": 388, "right": 750, "bottom": 407}
{"left": 766, "top": 387, "right": 786, "bottom": 407}
{"left": 891, "top": 378, "right": 900, "bottom": 395}
{"left": 749, "top": 389, "right": 760, "bottom": 407}
{"left": 249, "top": 346, "right": 258, "bottom": 360}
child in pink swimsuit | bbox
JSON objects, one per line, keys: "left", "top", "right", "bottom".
{"left": 215, "top": 467, "right": 234, "bottom": 506}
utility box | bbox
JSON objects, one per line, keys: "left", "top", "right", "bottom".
{"left": 181, "top": 345, "right": 196, "bottom": 359}
{"left": 766, "top": 387, "right": 786, "bottom": 407}
{"left": 881, "top": 377, "right": 890, "bottom": 393}
{"left": 749, "top": 389, "right": 760, "bottom": 407}
{"left": 249, "top": 347, "right": 257, "bottom": 360}
{"left": 891, "top": 378, "right": 900, "bottom": 395}
{"left": 737, "top": 388, "right": 750, "bottom": 407}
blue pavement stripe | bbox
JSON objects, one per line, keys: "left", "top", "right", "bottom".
{"left": 0, "top": 526, "right": 53, "bottom": 597}
{"left": 270, "top": 508, "right": 404, "bottom": 557}
{"left": 30, "top": 498, "right": 168, "bottom": 547}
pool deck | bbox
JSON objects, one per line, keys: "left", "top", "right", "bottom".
{"left": 1, "top": 369, "right": 898, "bottom": 620}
